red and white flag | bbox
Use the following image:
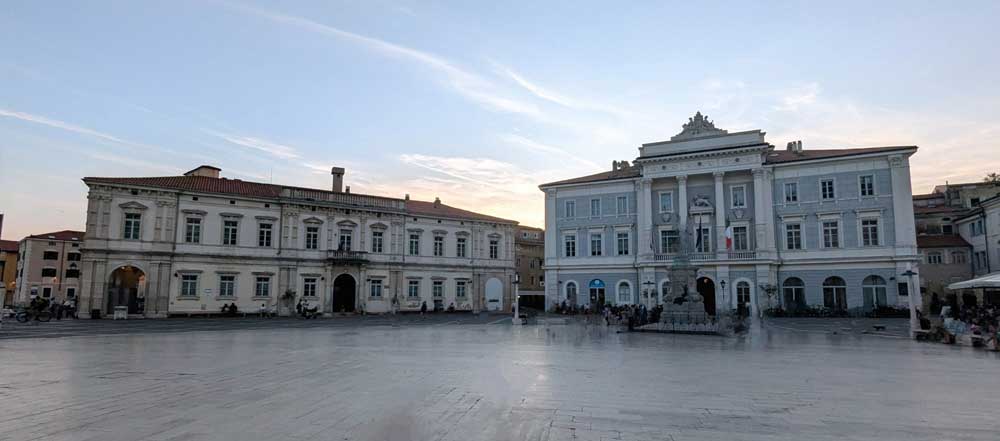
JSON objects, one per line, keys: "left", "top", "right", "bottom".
{"left": 724, "top": 225, "right": 733, "bottom": 250}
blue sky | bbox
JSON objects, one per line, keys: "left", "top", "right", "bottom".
{"left": 2, "top": 1, "right": 999, "bottom": 240}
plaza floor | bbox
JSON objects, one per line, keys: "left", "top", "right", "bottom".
{"left": 0, "top": 316, "right": 997, "bottom": 441}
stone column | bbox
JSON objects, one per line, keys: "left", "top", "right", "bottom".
{"left": 677, "top": 175, "right": 689, "bottom": 231}
{"left": 714, "top": 172, "right": 726, "bottom": 256}
{"left": 638, "top": 177, "right": 653, "bottom": 259}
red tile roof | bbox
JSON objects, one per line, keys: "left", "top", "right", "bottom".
{"left": 0, "top": 240, "right": 18, "bottom": 252}
{"left": 84, "top": 175, "right": 514, "bottom": 224}
{"left": 27, "top": 230, "right": 85, "bottom": 241}
{"left": 539, "top": 167, "right": 641, "bottom": 188}
{"left": 912, "top": 193, "right": 940, "bottom": 200}
{"left": 913, "top": 205, "right": 968, "bottom": 215}
{"left": 764, "top": 146, "right": 916, "bottom": 164}
{"left": 917, "top": 235, "right": 972, "bottom": 248}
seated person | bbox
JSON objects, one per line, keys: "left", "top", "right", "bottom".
{"left": 221, "top": 303, "right": 230, "bottom": 314}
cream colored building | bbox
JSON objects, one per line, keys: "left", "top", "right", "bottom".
{"left": 78, "top": 165, "right": 517, "bottom": 318}
{"left": 1, "top": 239, "right": 18, "bottom": 307}
{"left": 12, "top": 230, "right": 85, "bottom": 305}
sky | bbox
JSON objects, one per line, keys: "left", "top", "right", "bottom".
{"left": 2, "top": 1, "right": 999, "bottom": 240}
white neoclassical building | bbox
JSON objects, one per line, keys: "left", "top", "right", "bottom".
{"left": 78, "top": 165, "right": 516, "bottom": 318}
{"left": 540, "top": 113, "right": 921, "bottom": 316}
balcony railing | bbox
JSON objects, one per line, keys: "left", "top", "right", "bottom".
{"left": 727, "top": 251, "right": 757, "bottom": 260}
{"left": 652, "top": 251, "right": 757, "bottom": 262}
{"left": 327, "top": 250, "right": 369, "bottom": 264}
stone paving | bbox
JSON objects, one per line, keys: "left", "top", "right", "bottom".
{"left": 0, "top": 316, "right": 998, "bottom": 441}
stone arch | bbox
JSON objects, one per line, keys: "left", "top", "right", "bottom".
{"left": 564, "top": 280, "right": 579, "bottom": 306}
{"left": 332, "top": 273, "right": 357, "bottom": 313}
{"left": 485, "top": 277, "right": 503, "bottom": 311}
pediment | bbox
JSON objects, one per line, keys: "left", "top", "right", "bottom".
{"left": 118, "top": 201, "right": 149, "bottom": 211}
{"left": 303, "top": 216, "right": 325, "bottom": 224}
{"left": 336, "top": 219, "right": 358, "bottom": 227}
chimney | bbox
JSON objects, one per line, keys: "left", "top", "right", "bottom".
{"left": 786, "top": 140, "right": 803, "bottom": 154}
{"left": 405, "top": 194, "right": 410, "bottom": 201}
{"left": 0, "top": 213, "right": 4, "bottom": 240}
{"left": 331, "top": 167, "right": 345, "bottom": 193}
{"left": 434, "top": 197, "right": 441, "bottom": 208}
{"left": 184, "top": 165, "right": 221, "bottom": 178}
{"left": 612, "top": 160, "right": 619, "bottom": 171}
{"left": 345, "top": 185, "right": 351, "bottom": 194}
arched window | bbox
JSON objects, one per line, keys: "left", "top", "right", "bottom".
{"left": 617, "top": 281, "right": 631, "bottom": 303}
{"left": 862, "top": 275, "right": 887, "bottom": 310}
{"left": 565, "top": 281, "right": 578, "bottom": 305}
{"left": 736, "top": 281, "right": 751, "bottom": 309}
{"left": 660, "top": 280, "right": 672, "bottom": 303}
{"left": 782, "top": 277, "right": 805, "bottom": 311}
{"left": 823, "top": 276, "right": 847, "bottom": 310}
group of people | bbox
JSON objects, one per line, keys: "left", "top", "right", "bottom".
{"left": 938, "top": 303, "right": 1000, "bottom": 348}
{"left": 296, "top": 299, "right": 320, "bottom": 319}
{"left": 602, "top": 304, "right": 664, "bottom": 330}
{"left": 219, "top": 303, "right": 240, "bottom": 316}
{"left": 28, "top": 295, "right": 77, "bottom": 320}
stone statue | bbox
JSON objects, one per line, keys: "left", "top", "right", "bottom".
{"left": 671, "top": 111, "right": 728, "bottom": 141}
{"left": 692, "top": 195, "right": 712, "bottom": 208}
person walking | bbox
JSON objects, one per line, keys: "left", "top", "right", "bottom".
{"left": 420, "top": 301, "right": 427, "bottom": 315}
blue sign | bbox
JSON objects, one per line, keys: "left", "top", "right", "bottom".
{"left": 589, "top": 279, "right": 605, "bottom": 289}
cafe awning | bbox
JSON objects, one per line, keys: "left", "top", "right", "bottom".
{"left": 947, "top": 273, "right": 1000, "bottom": 290}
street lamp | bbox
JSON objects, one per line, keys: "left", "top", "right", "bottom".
{"left": 719, "top": 280, "right": 727, "bottom": 315}
{"left": 512, "top": 273, "right": 522, "bottom": 325}
{"left": 901, "top": 267, "right": 920, "bottom": 339}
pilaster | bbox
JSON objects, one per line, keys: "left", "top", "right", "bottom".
{"left": 677, "top": 175, "right": 689, "bottom": 231}
{"left": 713, "top": 171, "right": 726, "bottom": 255}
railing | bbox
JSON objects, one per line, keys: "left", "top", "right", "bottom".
{"left": 282, "top": 188, "right": 406, "bottom": 211}
{"left": 726, "top": 251, "right": 757, "bottom": 260}
{"left": 652, "top": 251, "right": 756, "bottom": 262}
{"left": 327, "top": 250, "right": 369, "bottom": 263}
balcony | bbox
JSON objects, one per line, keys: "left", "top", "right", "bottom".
{"left": 726, "top": 251, "right": 757, "bottom": 260}
{"left": 651, "top": 251, "right": 756, "bottom": 262}
{"left": 652, "top": 252, "right": 714, "bottom": 262}
{"left": 327, "top": 250, "right": 369, "bottom": 264}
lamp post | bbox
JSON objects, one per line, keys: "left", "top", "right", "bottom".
{"left": 642, "top": 280, "right": 656, "bottom": 309}
{"left": 719, "top": 280, "right": 727, "bottom": 313}
{"left": 512, "top": 273, "right": 522, "bottom": 325}
{"left": 901, "top": 266, "right": 920, "bottom": 339}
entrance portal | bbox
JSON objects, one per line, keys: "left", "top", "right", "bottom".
{"left": 485, "top": 278, "right": 503, "bottom": 311}
{"left": 588, "top": 279, "right": 606, "bottom": 308}
{"left": 108, "top": 266, "right": 145, "bottom": 314}
{"left": 331, "top": 274, "right": 356, "bottom": 313}
{"left": 696, "top": 276, "right": 716, "bottom": 315}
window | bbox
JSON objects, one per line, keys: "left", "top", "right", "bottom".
{"left": 820, "top": 179, "right": 835, "bottom": 201}
{"left": 258, "top": 223, "right": 273, "bottom": 247}
{"left": 564, "top": 200, "right": 576, "bottom": 218}
{"left": 942, "top": 224, "right": 954, "bottom": 234}
{"left": 822, "top": 221, "right": 840, "bottom": 248}
{"left": 43, "top": 251, "right": 59, "bottom": 260}
{"left": 861, "top": 218, "right": 880, "bottom": 246}
{"left": 181, "top": 274, "right": 198, "bottom": 297}
{"left": 971, "top": 197, "right": 981, "bottom": 206}
{"left": 409, "top": 234, "right": 420, "bottom": 255}
{"left": 219, "top": 275, "right": 235, "bottom": 298}
{"left": 456, "top": 280, "right": 467, "bottom": 298}
{"left": 859, "top": 175, "right": 875, "bottom": 197}
{"left": 660, "top": 281, "right": 671, "bottom": 302}
{"left": 732, "top": 226, "right": 749, "bottom": 251}
{"left": 617, "top": 282, "right": 631, "bottom": 303}
{"left": 784, "top": 182, "right": 798, "bottom": 203}
{"left": 615, "top": 231, "right": 630, "bottom": 256}
{"left": 952, "top": 251, "right": 967, "bottom": 264}
{"left": 67, "top": 252, "right": 81, "bottom": 261}
{"left": 408, "top": 280, "right": 420, "bottom": 298}
{"left": 590, "top": 198, "right": 601, "bottom": 217}
{"left": 305, "top": 226, "right": 320, "bottom": 250}
{"left": 433, "top": 281, "right": 444, "bottom": 298}
{"left": 456, "top": 237, "right": 467, "bottom": 257}
{"left": 566, "top": 282, "right": 577, "bottom": 303}
{"left": 590, "top": 233, "right": 603, "bottom": 256}
{"left": 254, "top": 277, "right": 271, "bottom": 297}
{"left": 782, "top": 277, "right": 806, "bottom": 311}
{"left": 822, "top": 277, "right": 847, "bottom": 310}
{"left": 303, "top": 278, "right": 317, "bottom": 297}
{"left": 371, "top": 231, "right": 384, "bottom": 253}
{"left": 971, "top": 219, "right": 985, "bottom": 236}
{"left": 338, "top": 229, "right": 352, "bottom": 251}
{"left": 123, "top": 213, "right": 142, "bottom": 240}
{"left": 731, "top": 185, "right": 746, "bottom": 208}
{"left": 616, "top": 196, "right": 628, "bottom": 215}
{"left": 434, "top": 236, "right": 444, "bottom": 256}
{"left": 927, "top": 252, "right": 943, "bottom": 265}
{"left": 489, "top": 239, "right": 499, "bottom": 259}
{"left": 786, "top": 224, "right": 803, "bottom": 250}
{"left": 41, "top": 268, "right": 57, "bottom": 277}
{"left": 369, "top": 279, "right": 383, "bottom": 298}
{"left": 42, "top": 287, "right": 52, "bottom": 298}
{"left": 975, "top": 251, "right": 988, "bottom": 270}
{"left": 66, "top": 288, "right": 76, "bottom": 298}
{"left": 659, "top": 192, "right": 673, "bottom": 213}
{"left": 65, "top": 268, "right": 80, "bottom": 278}
{"left": 660, "top": 230, "right": 679, "bottom": 253}
{"left": 223, "top": 220, "right": 239, "bottom": 245}
{"left": 185, "top": 218, "right": 201, "bottom": 243}
{"left": 862, "top": 275, "right": 887, "bottom": 309}
{"left": 695, "top": 227, "right": 711, "bottom": 253}
{"left": 736, "top": 281, "right": 751, "bottom": 307}
{"left": 564, "top": 234, "right": 577, "bottom": 257}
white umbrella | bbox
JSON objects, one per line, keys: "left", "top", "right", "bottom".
{"left": 947, "top": 273, "right": 1000, "bottom": 290}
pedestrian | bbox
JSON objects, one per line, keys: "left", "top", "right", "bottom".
{"left": 296, "top": 299, "right": 303, "bottom": 316}
{"left": 420, "top": 301, "right": 427, "bottom": 315}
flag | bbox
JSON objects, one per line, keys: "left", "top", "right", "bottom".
{"left": 725, "top": 225, "right": 733, "bottom": 250}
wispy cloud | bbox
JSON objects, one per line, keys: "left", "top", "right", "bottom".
{"left": 494, "top": 63, "right": 634, "bottom": 119}
{"left": 499, "top": 133, "right": 602, "bottom": 170}
{"left": 84, "top": 152, "right": 181, "bottom": 175}
{"left": 204, "top": 129, "right": 301, "bottom": 159}
{"left": 224, "top": 2, "right": 541, "bottom": 118}
{"left": 0, "top": 108, "right": 132, "bottom": 145}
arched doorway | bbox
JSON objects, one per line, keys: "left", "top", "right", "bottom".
{"left": 485, "top": 278, "right": 503, "bottom": 311}
{"left": 696, "top": 276, "right": 716, "bottom": 315}
{"left": 331, "top": 274, "right": 356, "bottom": 313}
{"left": 108, "top": 265, "right": 145, "bottom": 314}
{"left": 565, "top": 281, "right": 578, "bottom": 307}
{"left": 588, "top": 279, "right": 606, "bottom": 308}
{"left": 862, "top": 275, "right": 887, "bottom": 312}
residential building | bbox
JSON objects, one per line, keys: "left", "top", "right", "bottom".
{"left": 13, "top": 230, "right": 86, "bottom": 305}
{"left": 77, "top": 165, "right": 516, "bottom": 318}
{"left": 540, "top": 112, "right": 920, "bottom": 315}
{"left": 1, "top": 239, "right": 17, "bottom": 307}
{"left": 956, "top": 194, "right": 1000, "bottom": 278}
{"left": 515, "top": 226, "right": 545, "bottom": 309}
{"left": 912, "top": 188, "right": 975, "bottom": 312}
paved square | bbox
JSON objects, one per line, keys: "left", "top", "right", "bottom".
{"left": 1, "top": 317, "right": 997, "bottom": 441}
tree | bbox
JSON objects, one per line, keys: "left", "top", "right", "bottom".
{"left": 985, "top": 172, "right": 1000, "bottom": 185}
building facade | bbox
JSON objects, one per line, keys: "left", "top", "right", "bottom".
{"left": 514, "top": 226, "right": 545, "bottom": 309}
{"left": 1, "top": 239, "right": 18, "bottom": 307}
{"left": 77, "top": 165, "right": 516, "bottom": 318}
{"left": 956, "top": 195, "right": 1000, "bottom": 278}
{"left": 12, "top": 230, "right": 85, "bottom": 305}
{"left": 540, "top": 113, "right": 921, "bottom": 316}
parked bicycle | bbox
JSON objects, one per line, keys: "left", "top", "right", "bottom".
{"left": 15, "top": 308, "right": 52, "bottom": 323}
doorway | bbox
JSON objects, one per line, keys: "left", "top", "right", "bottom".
{"left": 332, "top": 274, "right": 356, "bottom": 313}
{"left": 108, "top": 265, "right": 145, "bottom": 314}
{"left": 696, "top": 276, "right": 716, "bottom": 315}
